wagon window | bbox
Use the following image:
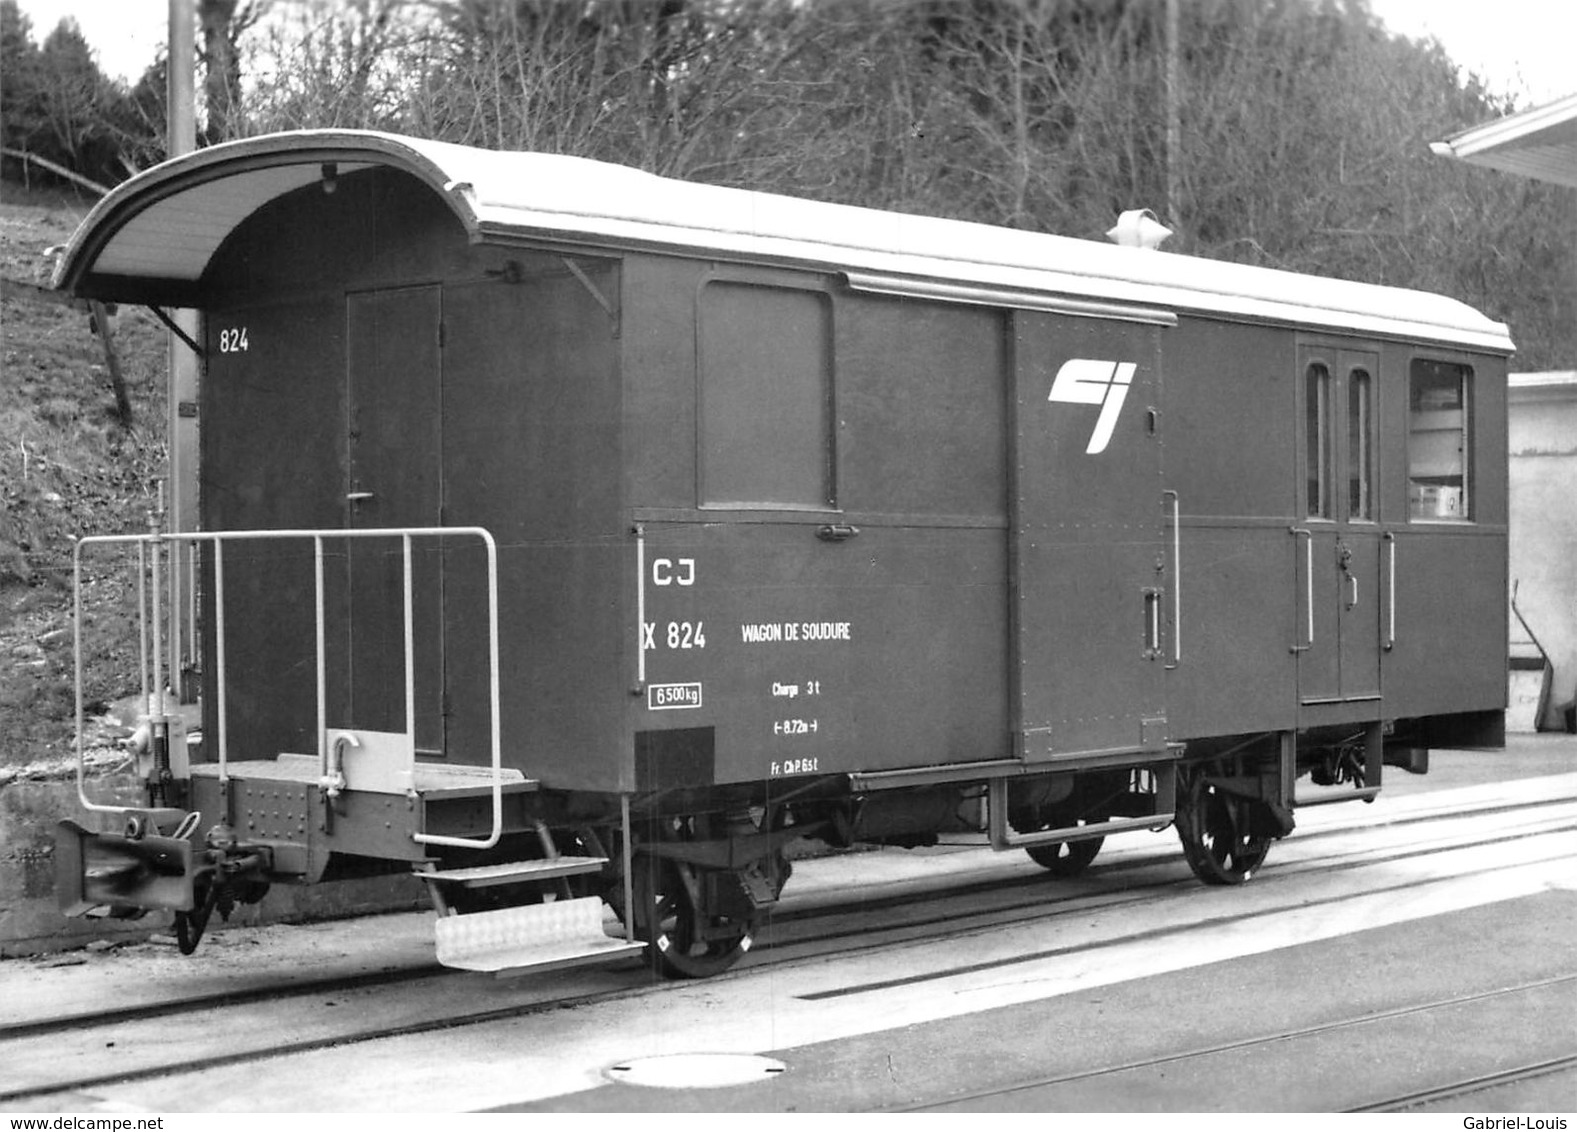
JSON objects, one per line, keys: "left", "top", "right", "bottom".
{"left": 1347, "top": 367, "right": 1373, "bottom": 520}
{"left": 1408, "top": 360, "right": 1471, "bottom": 520}
{"left": 699, "top": 282, "right": 833, "bottom": 509}
{"left": 1304, "top": 362, "right": 1332, "bottom": 519}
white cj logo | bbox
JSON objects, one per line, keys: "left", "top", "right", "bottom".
{"left": 1047, "top": 358, "right": 1137, "bottom": 455}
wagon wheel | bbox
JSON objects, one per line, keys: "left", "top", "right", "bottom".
{"left": 1020, "top": 812, "right": 1105, "bottom": 877}
{"left": 634, "top": 854, "right": 757, "bottom": 980}
{"left": 1026, "top": 833, "right": 1105, "bottom": 878}
{"left": 1175, "top": 766, "right": 1272, "bottom": 886}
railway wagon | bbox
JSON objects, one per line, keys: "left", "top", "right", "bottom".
{"left": 53, "top": 130, "right": 1511, "bottom": 977}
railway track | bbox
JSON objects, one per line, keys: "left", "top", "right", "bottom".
{"left": 900, "top": 975, "right": 1577, "bottom": 1112}
{"left": 8, "top": 790, "right": 1570, "bottom": 1038}
{"left": 1355, "top": 1052, "right": 1577, "bottom": 1113}
{"left": 8, "top": 780, "right": 1566, "bottom": 1046}
{"left": 3, "top": 788, "right": 1574, "bottom": 1110}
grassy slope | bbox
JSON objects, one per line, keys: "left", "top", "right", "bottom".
{"left": 1, "top": 184, "right": 169, "bottom": 769}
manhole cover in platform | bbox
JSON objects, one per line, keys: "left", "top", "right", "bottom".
{"left": 604, "top": 1053, "right": 786, "bottom": 1089}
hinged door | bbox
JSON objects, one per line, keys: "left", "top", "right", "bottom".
{"left": 1012, "top": 312, "right": 1167, "bottom": 760}
{"left": 345, "top": 285, "right": 446, "bottom": 753}
{"left": 1294, "top": 344, "right": 1382, "bottom": 706}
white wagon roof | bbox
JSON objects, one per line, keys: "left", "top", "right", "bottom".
{"left": 54, "top": 129, "right": 1513, "bottom": 353}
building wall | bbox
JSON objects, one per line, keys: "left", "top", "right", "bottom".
{"left": 1508, "top": 372, "right": 1577, "bottom": 729}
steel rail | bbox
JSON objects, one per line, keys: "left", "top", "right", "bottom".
{"left": 1349, "top": 1052, "right": 1577, "bottom": 1113}
{"left": 889, "top": 973, "right": 1577, "bottom": 1113}
{"left": 8, "top": 833, "right": 1572, "bottom": 1108}
{"left": 11, "top": 794, "right": 1573, "bottom": 1045}
{"left": 6, "top": 810, "right": 1566, "bottom": 1054}
{"left": 792, "top": 825, "right": 1577, "bottom": 1000}
{"left": 0, "top": 964, "right": 445, "bottom": 1042}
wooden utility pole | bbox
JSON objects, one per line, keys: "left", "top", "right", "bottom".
{"left": 1164, "top": 0, "right": 1181, "bottom": 236}
{"left": 167, "top": 0, "right": 199, "bottom": 701}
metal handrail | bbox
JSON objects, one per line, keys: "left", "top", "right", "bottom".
{"left": 1289, "top": 527, "right": 1314, "bottom": 653}
{"left": 73, "top": 526, "right": 504, "bottom": 850}
{"left": 1384, "top": 531, "right": 1397, "bottom": 650}
{"left": 1163, "top": 489, "right": 1181, "bottom": 668}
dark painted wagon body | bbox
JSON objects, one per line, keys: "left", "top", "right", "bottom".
{"left": 53, "top": 131, "right": 1510, "bottom": 976}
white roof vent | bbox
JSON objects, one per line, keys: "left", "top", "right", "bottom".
{"left": 1107, "top": 208, "right": 1172, "bottom": 250}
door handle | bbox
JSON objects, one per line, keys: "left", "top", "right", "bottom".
{"left": 346, "top": 491, "right": 375, "bottom": 503}
{"left": 1347, "top": 573, "right": 1358, "bottom": 610}
{"left": 1143, "top": 588, "right": 1162, "bottom": 658}
{"left": 816, "top": 524, "right": 860, "bottom": 542}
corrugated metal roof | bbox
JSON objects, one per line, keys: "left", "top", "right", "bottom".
{"left": 1432, "top": 92, "right": 1577, "bottom": 190}
{"left": 54, "top": 129, "right": 1513, "bottom": 353}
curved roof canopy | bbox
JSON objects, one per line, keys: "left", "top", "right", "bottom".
{"left": 55, "top": 129, "right": 1512, "bottom": 352}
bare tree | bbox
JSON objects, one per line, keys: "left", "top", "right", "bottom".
{"left": 198, "top": 0, "right": 267, "bottom": 143}
{"left": 180, "top": 0, "right": 1576, "bottom": 367}
{"left": 243, "top": 0, "right": 422, "bottom": 131}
